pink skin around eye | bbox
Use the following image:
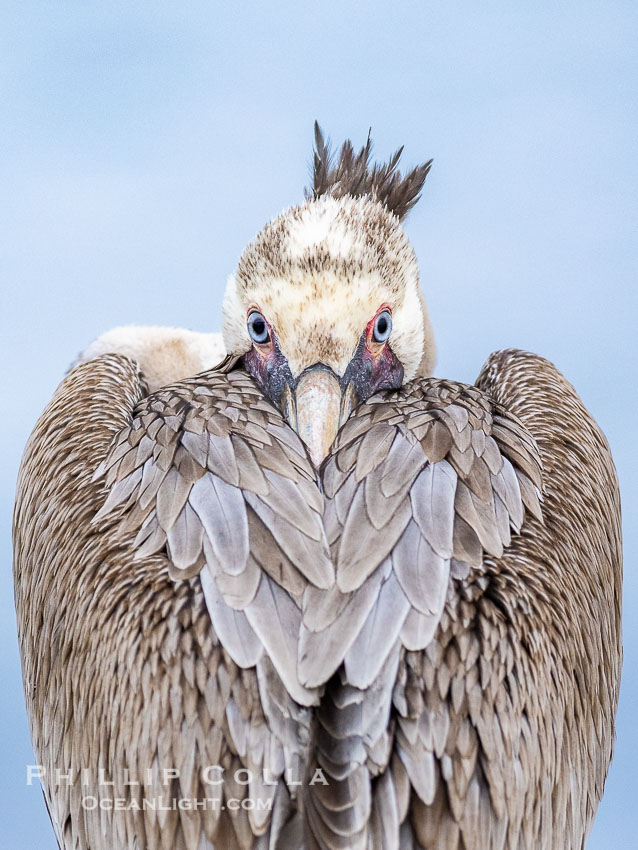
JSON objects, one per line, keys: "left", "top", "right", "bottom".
{"left": 343, "top": 304, "right": 402, "bottom": 398}
{"left": 244, "top": 302, "right": 403, "bottom": 405}
{"left": 242, "top": 309, "right": 295, "bottom": 406}
{"left": 364, "top": 305, "right": 392, "bottom": 352}
{"left": 360, "top": 342, "right": 403, "bottom": 395}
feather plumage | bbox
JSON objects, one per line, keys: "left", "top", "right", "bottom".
{"left": 13, "top": 130, "right": 621, "bottom": 850}
{"left": 14, "top": 347, "right": 621, "bottom": 849}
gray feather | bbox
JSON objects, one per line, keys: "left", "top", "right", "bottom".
{"left": 200, "top": 569, "right": 263, "bottom": 668}
{"left": 410, "top": 461, "right": 457, "bottom": 559}
{"left": 392, "top": 520, "right": 449, "bottom": 616}
{"left": 244, "top": 575, "right": 316, "bottom": 706}
{"left": 343, "top": 571, "right": 410, "bottom": 689}
{"left": 189, "top": 473, "right": 249, "bottom": 575}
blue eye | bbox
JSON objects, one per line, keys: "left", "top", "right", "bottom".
{"left": 248, "top": 311, "right": 270, "bottom": 344}
{"left": 373, "top": 310, "right": 392, "bottom": 343}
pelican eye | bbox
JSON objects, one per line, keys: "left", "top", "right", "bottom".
{"left": 373, "top": 310, "right": 392, "bottom": 343}
{"left": 248, "top": 311, "right": 270, "bottom": 344}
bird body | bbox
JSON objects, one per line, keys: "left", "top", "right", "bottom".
{"left": 14, "top": 127, "right": 621, "bottom": 849}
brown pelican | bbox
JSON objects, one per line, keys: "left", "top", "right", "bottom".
{"left": 13, "top": 125, "right": 622, "bottom": 850}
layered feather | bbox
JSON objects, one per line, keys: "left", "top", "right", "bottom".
{"left": 93, "top": 359, "right": 543, "bottom": 850}
{"left": 16, "top": 348, "right": 620, "bottom": 850}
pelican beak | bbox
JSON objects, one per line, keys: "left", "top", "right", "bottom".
{"left": 281, "top": 366, "right": 357, "bottom": 467}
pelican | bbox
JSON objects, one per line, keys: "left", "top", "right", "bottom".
{"left": 13, "top": 125, "right": 622, "bottom": 850}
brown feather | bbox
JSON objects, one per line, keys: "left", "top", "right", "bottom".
{"left": 13, "top": 347, "right": 621, "bottom": 850}
{"left": 307, "top": 122, "right": 433, "bottom": 222}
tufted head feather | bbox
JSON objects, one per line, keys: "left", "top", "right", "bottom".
{"left": 307, "top": 121, "right": 432, "bottom": 221}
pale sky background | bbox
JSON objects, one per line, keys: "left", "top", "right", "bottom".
{"left": 1, "top": 2, "right": 636, "bottom": 847}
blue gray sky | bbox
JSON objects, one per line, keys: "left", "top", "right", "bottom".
{"left": 1, "top": 2, "right": 636, "bottom": 846}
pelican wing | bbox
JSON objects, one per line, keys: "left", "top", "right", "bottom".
{"left": 88, "top": 357, "right": 331, "bottom": 847}
{"left": 300, "top": 377, "right": 542, "bottom": 690}
{"left": 16, "top": 354, "right": 309, "bottom": 848}
{"left": 389, "top": 350, "right": 621, "bottom": 849}
{"left": 94, "top": 361, "right": 332, "bottom": 707}
{"left": 300, "top": 374, "right": 543, "bottom": 850}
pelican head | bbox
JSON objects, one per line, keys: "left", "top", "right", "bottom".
{"left": 222, "top": 126, "right": 435, "bottom": 466}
